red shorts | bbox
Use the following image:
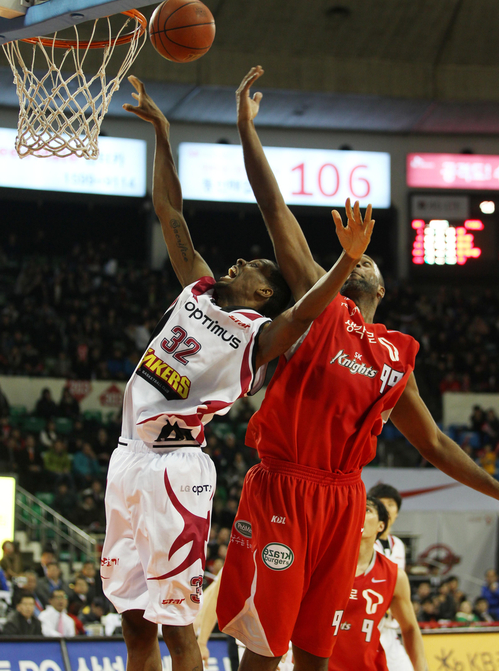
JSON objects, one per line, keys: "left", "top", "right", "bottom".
{"left": 217, "top": 458, "right": 365, "bottom": 658}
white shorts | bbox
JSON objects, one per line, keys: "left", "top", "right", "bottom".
{"left": 380, "top": 626, "right": 414, "bottom": 671}
{"left": 101, "top": 438, "right": 216, "bottom": 626}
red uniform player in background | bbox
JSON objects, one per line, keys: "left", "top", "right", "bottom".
{"left": 329, "top": 497, "right": 427, "bottom": 671}
{"left": 218, "top": 65, "right": 499, "bottom": 671}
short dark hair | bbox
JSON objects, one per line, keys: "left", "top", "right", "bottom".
{"left": 367, "top": 483, "right": 402, "bottom": 512}
{"left": 15, "top": 591, "right": 35, "bottom": 606}
{"left": 260, "top": 263, "right": 292, "bottom": 320}
{"left": 366, "top": 496, "right": 389, "bottom": 539}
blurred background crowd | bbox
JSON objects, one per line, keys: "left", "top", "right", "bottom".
{"left": 0, "top": 239, "right": 499, "bottom": 636}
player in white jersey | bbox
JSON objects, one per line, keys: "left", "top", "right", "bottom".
{"left": 101, "top": 76, "right": 376, "bottom": 671}
{"left": 368, "top": 483, "right": 414, "bottom": 671}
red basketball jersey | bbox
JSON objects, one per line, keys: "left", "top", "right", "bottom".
{"left": 329, "top": 551, "right": 398, "bottom": 671}
{"left": 247, "top": 294, "right": 419, "bottom": 472}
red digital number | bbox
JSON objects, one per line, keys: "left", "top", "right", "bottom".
{"left": 349, "top": 165, "right": 370, "bottom": 198}
{"left": 318, "top": 163, "right": 340, "bottom": 197}
{"left": 291, "top": 163, "right": 313, "bottom": 195}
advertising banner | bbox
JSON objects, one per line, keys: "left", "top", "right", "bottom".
{"left": 0, "top": 377, "right": 126, "bottom": 417}
{"left": 179, "top": 142, "right": 391, "bottom": 208}
{"left": 394, "top": 510, "right": 496, "bottom": 600}
{"left": 362, "top": 467, "right": 498, "bottom": 511}
{"left": 442, "top": 392, "right": 499, "bottom": 429}
{"left": 407, "top": 152, "right": 499, "bottom": 190}
{"left": 0, "top": 640, "right": 66, "bottom": 671}
{"left": 66, "top": 639, "right": 228, "bottom": 671}
{"left": 0, "top": 476, "right": 15, "bottom": 550}
{"left": 0, "top": 638, "right": 229, "bottom": 671}
{"left": 423, "top": 631, "right": 499, "bottom": 671}
{"left": 0, "top": 129, "right": 146, "bottom": 197}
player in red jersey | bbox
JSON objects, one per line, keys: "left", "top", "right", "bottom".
{"left": 104, "top": 77, "right": 376, "bottom": 671}
{"left": 217, "top": 65, "right": 499, "bottom": 671}
{"left": 329, "top": 497, "right": 427, "bottom": 671}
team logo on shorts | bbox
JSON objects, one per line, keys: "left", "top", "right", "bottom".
{"left": 262, "top": 543, "right": 294, "bottom": 571}
{"left": 234, "top": 520, "right": 252, "bottom": 538}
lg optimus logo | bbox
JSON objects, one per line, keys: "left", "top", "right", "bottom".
{"left": 180, "top": 484, "right": 213, "bottom": 495}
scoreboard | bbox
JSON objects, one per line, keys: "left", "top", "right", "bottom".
{"left": 407, "top": 191, "right": 498, "bottom": 278}
{"left": 411, "top": 218, "right": 485, "bottom": 266}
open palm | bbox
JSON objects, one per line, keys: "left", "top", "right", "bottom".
{"left": 332, "top": 199, "right": 375, "bottom": 259}
{"left": 236, "top": 66, "right": 265, "bottom": 123}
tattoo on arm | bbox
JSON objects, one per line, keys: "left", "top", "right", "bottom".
{"left": 170, "top": 218, "right": 189, "bottom": 262}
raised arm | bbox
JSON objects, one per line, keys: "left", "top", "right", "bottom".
{"left": 391, "top": 373, "right": 499, "bottom": 501}
{"left": 389, "top": 569, "right": 428, "bottom": 671}
{"left": 237, "top": 66, "right": 325, "bottom": 300}
{"left": 124, "top": 76, "right": 212, "bottom": 288}
{"left": 256, "top": 201, "right": 374, "bottom": 368}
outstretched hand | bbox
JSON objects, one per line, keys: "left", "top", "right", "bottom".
{"left": 123, "top": 75, "right": 168, "bottom": 129}
{"left": 236, "top": 65, "right": 264, "bottom": 124}
{"left": 332, "top": 199, "right": 375, "bottom": 260}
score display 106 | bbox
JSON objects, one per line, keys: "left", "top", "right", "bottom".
{"left": 411, "top": 219, "right": 484, "bottom": 266}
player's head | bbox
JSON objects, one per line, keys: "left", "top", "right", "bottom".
{"left": 340, "top": 255, "right": 385, "bottom": 307}
{"left": 215, "top": 258, "right": 291, "bottom": 319}
{"left": 364, "top": 497, "right": 389, "bottom": 541}
{"left": 367, "top": 483, "right": 402, "bottom": 532}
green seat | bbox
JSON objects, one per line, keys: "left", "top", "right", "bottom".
{"left": 35, "top": 492, "right": 55, "bottom": 507}
{"left": 83, "top": 410, "right": 102, "bottom": 423}
{"left": 9, "top": 405, "right": 27, "bottom": 427}
{"left": 211, "top": 422, "right": 232, "bottom": 439}
{"left": 55, "top": 417, "right": 73, "bottom": 434}
{"left": 235, "top": 423, "right": 248, "bottom": 442}
{"left": 104, "top": 410, "right": 118, "bottom": 425}
{"left": 10, "top": 405, "right": 27, "bottom": 418}
{"left": 21, "top": 416, "right": 46, "bottom": 433}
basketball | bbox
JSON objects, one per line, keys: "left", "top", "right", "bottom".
{"left": 149, "top": 0, "right": 216, "bottom": 63}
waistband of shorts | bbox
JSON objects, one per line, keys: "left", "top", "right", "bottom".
{"left": 117, "top": 437, "right": 202, "bottom": 454}
{"left": 260, "top": 457, "right": 362, "bottom": 485}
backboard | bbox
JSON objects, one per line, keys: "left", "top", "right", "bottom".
{"left": 0, "top": 0, "right": 157, "bottom": 44}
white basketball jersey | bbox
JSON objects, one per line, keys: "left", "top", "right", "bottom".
{"left": 375, "top": 534, "right": 406, "bottom": 570}
{"left": 121, "top": 277, "right": 270, "bottom": 447}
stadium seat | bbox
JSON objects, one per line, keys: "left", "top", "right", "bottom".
{"left": 35, "top": 492, "right": 55, "bottom": 507}
{"left": 83, "top": 410, "right": 103, "bottom": 423}
{"left": 9, "top": 405, "right": 27, "bottom": 426}
{"left": 55, "top": 417, "right": 73, "bottom": 434}
{"left": 21, "top": 416, "right": 46, "bottom": 433}
{"left": 211, "top": 422, "right": 232, "bottom": 439}
{"left": 235, "top": 423, "right": 248, "bottom": 442}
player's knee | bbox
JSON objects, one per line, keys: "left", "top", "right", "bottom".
{"left": 162, "top": 623, "right": 196, "bottom": 656}
{"left": 292, "top": 646, "right": 328, "bottom": 671}
{"left": 122, "top": 610, "right": 158, "bottom": 645}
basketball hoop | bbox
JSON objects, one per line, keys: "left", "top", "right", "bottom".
{"left": 2, "top": 9, "right": 147, "bottom": 159}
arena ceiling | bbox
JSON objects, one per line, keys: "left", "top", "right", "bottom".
{"left": 2, "top": 0, "right": 499, "bottom": 133}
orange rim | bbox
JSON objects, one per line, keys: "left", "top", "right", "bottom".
{"left": 20, "top": 9, "right": 147, "bottom": 49}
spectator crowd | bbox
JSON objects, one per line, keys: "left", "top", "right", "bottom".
{"left": 411, "top": 569, "right": 499, "bottom": 627}
{"left": 0, "top": 540, "right": 113, "bottom": 636}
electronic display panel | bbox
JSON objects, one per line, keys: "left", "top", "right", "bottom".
{"left": 409, "top": 193, "right": 498, "bottom": 278}
{"left": 179, "top": 142, "right": 391, "bottom": 208}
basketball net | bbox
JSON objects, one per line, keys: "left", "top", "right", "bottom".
{"left": 2, "top": 11, "right": 147, "bottom": 159}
